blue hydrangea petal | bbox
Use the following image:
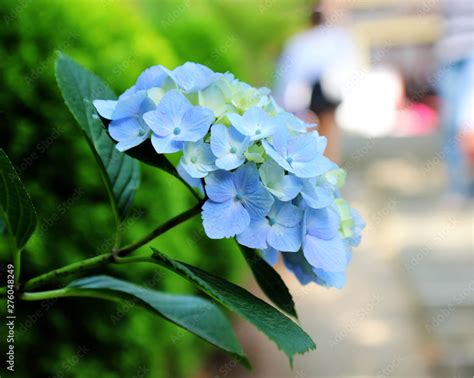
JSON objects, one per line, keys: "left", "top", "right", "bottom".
{"left": 275, "top": 174, "right": 303, "bottom": 201}
{"left": 287, "top": 133, "right": 324, "bottom": 162}
{"left": 150, "top": 133, "right": 182, "bottom": 154}
{"left": 119, "top": 85, "right": 137, "bottom": 100}
{"left": 263, "top": 130, "right": 332, "bottom": 178}
{"left": 261, "top": 248, "right": 279, "bottom": 265}
{"left": 275, "top": 112, "right": 308, "bottom": 133}
{"left": 135, "top": 65, "right": 166, "bottom": 90}
{"left": 210, "top": 124, "right": 235, "bottom": 156}
{"left": 177, "top": 162, "right": 204, "bottom": 195}
{"left": 93, "top": 99, "right": 117, "bottom": 119}
{"left": 211, "top": 125, "right": 248, "bottom": 171}
{"left": 262, "top": 139, "right": 292, "bottom": 171}
{"left": 236, "top": 217, "right": 270, "bottom": 249}
{"left": 204, "top": 170, "right": 236, "bottom": 202}
{"left": 287, "top": 133, "right": 317, "bottom": 162}
{"left": 166, "top": 62, "right": 221, "bottom": 93}
{"left": 180, "top": 106, "right": 214, "bottom": 141}
{"left": 316, "top": 135, "right": 328, "bottom": 153}
{"left": 259, "top": 161, "right": 302, "bottom": 201}
{"left": 301, "top": 179, "right": 333, "bottom": 209}
{"left": 305, "top": 207, "right": 340, "bottom": 240}
{"left": 274, "top": 202, "right": 303, "bottom": 227}
{"left": 180, "top": 141, "right": 216, "bottom": 179}
{"left": 349, "top": 207, "right": 365, "bottom": 246}
{"left": 114, "top": 136, "right": 149, "bottom": 152}
{"left": 185, "top": 140, "right": 215, "bottom": 166}
{"left": 282, "top": 251, "right": 317, "bottom": 285}
{"left": 143, "top": 110, "right": 175, "bottom": 137}
{"left": 180, "top": 161, "right": 204, "bottom": 179}
{"left": 270, "top": 126, "right": 290, "bottom": 157}
{"left": 268, "top": 223, "right": 302, "bottom": 252}
{"left": 143, "top": 90, "right": 192, "bottom": 136}
{"left": 226, "top": 113, "right": 245, "bottom": 132}
{"left": 202, "top": 199, "right": 250, "bottom": 239}
{"left": 291, "top": 156, "right": 334, "bottom": 178}
{"left": 233, "top": 163, "right": 261, "bottom": 196}
{"left": 242, "top": 184, "right": 274, "bottom": 219}
{"left": 143, "top": 110, "right": 170, "bottom": 137}
{"left": 215, "top": 154, "right": 246, "bottom": 171}
{"left": 282, "top": 251, "right": 346, "bottom": 288}
{"left": 111, "top": 91, "right": 152, "bottom": 120}
{"left": 227, "top": 126, "right": 251, "bottom": 153}
{"left": 227, "top": 107, "right": 275, "bottom": 141}
{"left": 109, "top": 118, "right": 149, "bottom": 151}
{"left": 303, "top": 234, "right": 348, "bottom": 272}
{"left": 312, "top": 269, "right": 346, "bottom": 289}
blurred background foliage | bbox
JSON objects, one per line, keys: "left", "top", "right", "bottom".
{"left": 0, "top": 0, "right": 308, "bottom": 377}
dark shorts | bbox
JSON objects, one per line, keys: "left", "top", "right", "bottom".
{"left": 310, "top": 81, "right": 340, "bottom": 115}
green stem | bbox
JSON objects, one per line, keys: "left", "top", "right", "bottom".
{"left": 113, "top": 225, "right": 122, "bottom": 250}
{"left": 22, "top": 253, "right": 113, "bottom": 291}
{"left": 114, "top": 201, "right": 202, "bottom": 257}
{"left": 21, "top": 202, "right": 202, "bottom": 291}
{"left": 114, "top": 254, "right": 154, "bottom": 265}
{"left": 19, "top": 288, "right": 123, "bottom": 302}
{"left": 14, "top": 249, "right": 21, "bottom": 287}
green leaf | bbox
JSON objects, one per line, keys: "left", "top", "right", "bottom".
{"left": 0, "top": 148, "right": 36, "bottom": 251}
{"left": 55, "top": 52, "right": 139, "bottom": 220}
{"left": 67, "top": 275, "right": 249, "bottom": 366}
{"left": 125, "top": 141, "right": 179, "bottom": 178}
{"left": 0, "top": 215, "right": 5, "bottom": 235}
{"left": 240, "top": 246, "right": 297, "bottom": 318}
{"left": 150, "top": 248, "right": 316, "bottom": 364}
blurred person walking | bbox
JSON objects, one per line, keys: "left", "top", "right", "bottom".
{"left": 436, "top": 0, "right": 474, "bottom": 199}
{"left": 274, "top": 2, "right": 357, "bottom": 163}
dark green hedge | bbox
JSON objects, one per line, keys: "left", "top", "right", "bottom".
{"left": 0, "top": 1, "right": 243, "bottom": 377}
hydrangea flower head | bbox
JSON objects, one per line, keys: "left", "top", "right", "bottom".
{"left": 93, "top": 61, "right": 364, "bottom": 289}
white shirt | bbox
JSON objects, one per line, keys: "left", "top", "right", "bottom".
{"left": 274, "top": 25, "right": 357, "bottom": 113}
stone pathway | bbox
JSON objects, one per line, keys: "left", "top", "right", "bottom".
{"left": 220, "top": 134, "right": 473, "bottom": 378}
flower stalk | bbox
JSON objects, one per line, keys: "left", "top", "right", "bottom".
{"left": 20, "top": 202, "right": 202, "bottom": 292}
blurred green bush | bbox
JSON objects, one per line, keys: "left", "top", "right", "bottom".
{"left": 0, "top": 1, "right": 243, "bottom": 377}
{"left": 0, "top": 0, "right": 307, "bottom": 376}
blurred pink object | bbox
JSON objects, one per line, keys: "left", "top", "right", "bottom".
{"left": 395, "top": 102, "right": 438, "bottom": 136}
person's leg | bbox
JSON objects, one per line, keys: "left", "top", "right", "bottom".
{"left": 318, "top": 110, "right": 341, "bottom": 163}
{"left": 308, "top": 82, "right": 342, "bottom": 163}
{"left": 301, "top": 110, "right": 341, "bottom": 163}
